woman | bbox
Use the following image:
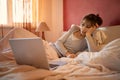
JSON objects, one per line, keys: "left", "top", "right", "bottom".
{"left": 52, "top": 13, "right": 103, "bottom": 58}
{"left": 0, "top": 13, "right": 104, "bottom": 60}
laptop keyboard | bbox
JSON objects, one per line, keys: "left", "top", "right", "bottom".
{"left": 48, "top": 60, "right": 67, "bottom": 70}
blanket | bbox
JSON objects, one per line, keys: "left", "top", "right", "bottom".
{"left": 0, "top": 57, "right": 120, "bottom": 80}
{"left": 0, "top": 28, "right": 120, "bottom": 80}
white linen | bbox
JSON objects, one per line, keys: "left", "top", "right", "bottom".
{"left": 0, "top": 58, "right": 120, "bottom": 80}
{"left": 74, "top": 38, "right": 120, "bottom": 71}
{"left": 93, "top": 30, "right": 107, "bottom": 45}
{"left": 43, "top": 40, "right": 59, "bottom": 60}
{"left": 89, "top": 38, "right": 120, "bottom": 71}
{"left": 0, "top": 27, "right": 120, "bottom": 80}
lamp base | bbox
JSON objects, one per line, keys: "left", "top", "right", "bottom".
{"left": 42, "top": 31, "right": 45, "bottom": 40}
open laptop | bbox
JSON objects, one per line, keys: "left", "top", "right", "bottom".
{"left": 9, "top": 37, "right": 66, "bottom": 70}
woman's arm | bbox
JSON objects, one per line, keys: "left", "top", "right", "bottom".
{"left": 85, "top": 27, "right": 100, "bottom": 52}
{"left": 55, "top": 25, "right": 79, "bottom": 56}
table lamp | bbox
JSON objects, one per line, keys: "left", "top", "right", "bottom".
{"left": 36, "top": 22, "right": 50, "bottom": 40}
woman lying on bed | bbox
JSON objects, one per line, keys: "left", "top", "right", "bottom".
{"left": 0, "top": 13, "right": 105, "bottom": 60}
{"left": 51, "top": 13, "right": 105, "bottom": 58}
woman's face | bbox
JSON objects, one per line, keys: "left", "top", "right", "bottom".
{"left": 79, "top": 20, "right": 95, "bottom": 36}
{"left": 79, "top": 20, "right": 91, "bottom": 35}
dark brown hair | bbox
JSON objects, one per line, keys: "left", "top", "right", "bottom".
{"left": 83, "top": 14, "right": 103, "bottom": 26}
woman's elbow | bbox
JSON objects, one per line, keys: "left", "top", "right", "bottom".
{"left": 88, "top": 47, "right": 100, "bottom": 52}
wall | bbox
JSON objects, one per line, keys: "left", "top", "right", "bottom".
{"left": 63, "top": 0, "right": 120, "bottom": 31}
{"left": 38, "top": 0, "right": 63, "bottom": 42}
{"left": 6, "top": 0, "right": 63, "bottom": 42}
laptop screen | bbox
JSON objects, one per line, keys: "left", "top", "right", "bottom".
{"left": 9, "top": 37, "right": 50, "bottom": 70}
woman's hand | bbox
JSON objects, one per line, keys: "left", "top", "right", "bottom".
{"left": 66, "top": 51, "right": 76, "bottom": 58}
{"left": 67, "top": 54, "right": 76, "bottom": 58}
{"left": 86, "top": 26, "right": 96, "bottom": 36}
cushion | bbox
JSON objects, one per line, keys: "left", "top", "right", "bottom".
{"left": 43, "top": 40, "right": 59, "bottom": 60}
{"left": 89, "top": 38, "right": 120, "bottom": 71}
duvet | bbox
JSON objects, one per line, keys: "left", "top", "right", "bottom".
{"left": 0, "top": 28, "right": 120, "bottom": 80}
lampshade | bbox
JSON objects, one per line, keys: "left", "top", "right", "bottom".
{"left": 35, "top": 22, "right": 50, "bottom": 32}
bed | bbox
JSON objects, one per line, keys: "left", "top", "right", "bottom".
{"left": 0, "top": 25, "right": 120, "bottom": 80}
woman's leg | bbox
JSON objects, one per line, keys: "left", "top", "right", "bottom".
{"left": 0, "top": 28, "right": 15, "bottom": 51}
{"left": 0, "top": 28, "right": 37, "bottom": 51}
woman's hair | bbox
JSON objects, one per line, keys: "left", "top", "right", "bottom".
{"left": 83, "top": 14, "right": 103, "bottom": 26}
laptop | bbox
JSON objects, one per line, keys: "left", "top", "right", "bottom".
{"left": 9, "top": 37, "right": 66, "bottom": 70}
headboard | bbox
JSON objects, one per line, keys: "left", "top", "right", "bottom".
{"left": 0, "top": 23, "right": 40, "bottom": 40}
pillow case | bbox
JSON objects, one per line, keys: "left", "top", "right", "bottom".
{"left": 43, "top": 40, "right": 59, "bottom": 60}
{"left": 89, "top": 38, "right": 120, "bottom": 71}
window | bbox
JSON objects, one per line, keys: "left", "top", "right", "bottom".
{"left": 12, "top": 0, "right": 32, "bottom": 23}
{"left": 0, "top": 0, "right": 7, "bottom": 24}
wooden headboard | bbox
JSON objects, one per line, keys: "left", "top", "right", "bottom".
{"left": 0, "top": 23, "right": 40, "bottom": 40}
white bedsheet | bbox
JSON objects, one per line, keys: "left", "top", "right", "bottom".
{"left": 0, "top": 57, "right": 120, "bottom": 80}
{"left": 0, "top": 28, "right": 120, "bottom": 80}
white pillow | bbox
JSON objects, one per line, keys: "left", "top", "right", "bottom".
{"left": 89, "top": 38, "right": 120, "bottom": 71}
{"left": 42, "top": 40, "right": 59, "bottom": 60}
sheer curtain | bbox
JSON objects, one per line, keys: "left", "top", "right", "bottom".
{"left": 0, "top": 0, "right": 7, "bottom": 25}
{"left": 0, "top": 0, "right": 39, "bottom": 38}
{"left": 0, "top": 0, "right": 7, "bottom": 38}
{"left": 12, "top": 0, "right": 33, "bottom": 31}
